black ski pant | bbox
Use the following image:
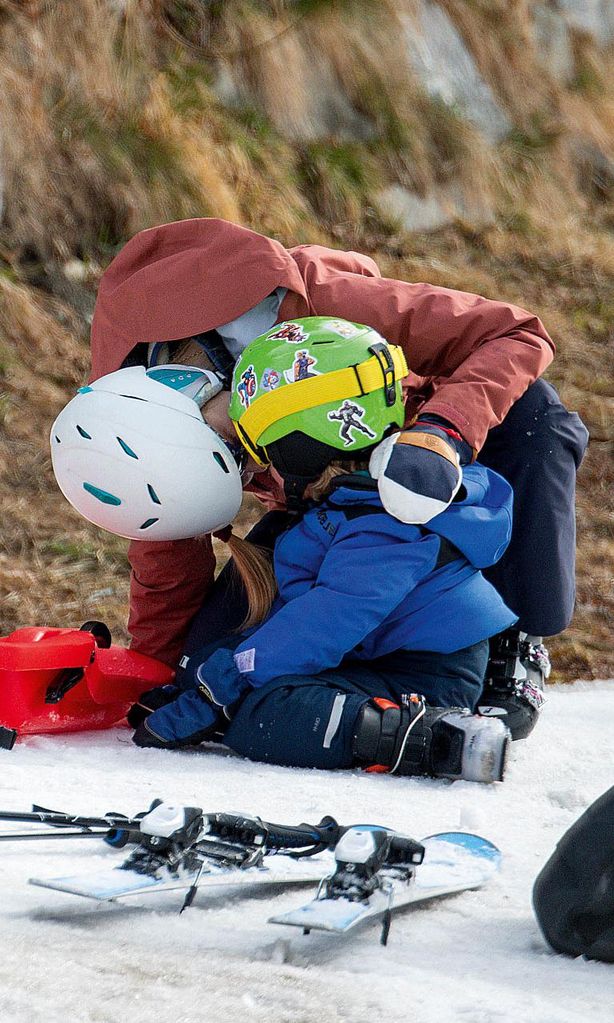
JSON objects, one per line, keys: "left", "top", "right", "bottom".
{"left": 180, "top": 379, "right": 588, "bottom": 663}
{"left": 479, "top": 379, "right": 588, "bottom": 635}
{"left": 212, "top": 641, "right": 488, "bottom": 769}
{"left": 533, "top": 785, "right": 614, "bottom": 962}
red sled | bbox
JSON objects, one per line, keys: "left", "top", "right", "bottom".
{"left": 0, "top": 622, "right": 174, "bottom": 747}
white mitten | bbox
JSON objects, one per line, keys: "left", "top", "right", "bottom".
{"left": 369, "top": 427, "right": 463, "bottom": 524}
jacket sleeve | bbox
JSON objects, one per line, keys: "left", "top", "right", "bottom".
{"left": 288, "top": 251, "right": 555, "bottom": 452}
{"left": 198, "top": 523, "right": 441, "bottom": 700}
{"left": 127, "top": 536, "right": 216, "bottom": 666}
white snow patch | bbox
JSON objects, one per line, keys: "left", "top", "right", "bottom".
{"left": 1, "top": 681, "right": 614, "bottom": 1021}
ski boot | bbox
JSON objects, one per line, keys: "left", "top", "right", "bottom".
{"left": 478, "top": 629, "right": 549, "bottom": 741}
{"left": 352, "top": 695, "right": 509, "bottom": 784}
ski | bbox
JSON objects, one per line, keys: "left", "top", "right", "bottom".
{"left": 22, "top": 801, "right": 500, "bottom": 935}
{"left": 30, "top": 851, "right": 330, "bottom": 901}
{"left": 28, "top": 802, "right": 341, "bottom": 906}
{"left": 269, "top": 829, "right": 501, "bottom": 943}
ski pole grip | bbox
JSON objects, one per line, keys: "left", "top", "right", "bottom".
{"left": 263, "top": 815, "right": 341, "bottom": 854}
{"left": 387, "top": 835, "right": 425, "bottom": 866}
{"left": 204, "top": 813, "right": 340, "bottom": 854}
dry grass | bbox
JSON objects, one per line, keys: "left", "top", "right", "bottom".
{"left": 0, "top": 0, "right": 612, "bottom": 680}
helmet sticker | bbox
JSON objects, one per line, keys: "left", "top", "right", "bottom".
{"left": 261, "top": 368, "right": 281, "bottom": 392}
{"left": 327, "top": 400, "right": 376, "bottom": 447}
{"left": 237, "top": 364, "right": 257, "bottom": 408}
{"left": 268, "top": 322, "right": 309, "bottom": 344}
{"left": 324, "top": 319, "right": 363, "bottom": 338}
{"left": 284, "top": 350, "right": 320, "bottom": 384}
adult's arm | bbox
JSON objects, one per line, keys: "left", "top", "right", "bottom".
{"left": 127, "top": 536, "right": 216, "bottom": 666}
{"left": 286, "top": 249, "right": 555, "bottom": 452}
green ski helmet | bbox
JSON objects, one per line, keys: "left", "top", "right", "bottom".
{"left": 229, "top": 317, "right": 408, "bottom": 500}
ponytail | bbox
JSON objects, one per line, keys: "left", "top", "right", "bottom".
{"left": 212, "top": 453, "right": 370, "bottom": 630}
{"left": 213, "top": 526, "right": 277, "bottom": 629}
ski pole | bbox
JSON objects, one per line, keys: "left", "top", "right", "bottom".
{"left": 0, "top": 830, "right": 117, "bottom": 842}
{"left": 202, "top": 813, "right": 342, "bottom": 857}
{"left": 0, "top": 807, "right": 145, "bottom": 830}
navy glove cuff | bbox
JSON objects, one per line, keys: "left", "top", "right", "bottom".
{"left": 127, "top": 684, "right": 181, "bottom": 729}
{"left": 132, "top": 689, "right": 221, "bottom": 748}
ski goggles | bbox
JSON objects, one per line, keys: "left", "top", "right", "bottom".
{"left": 146, "top": 365, "right": 224, "bottom": 408}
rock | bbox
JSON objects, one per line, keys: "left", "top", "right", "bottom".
{"left": 557, "top": 0, "right": 614, "bottom": 46}
{"left": 376, "top": 184, "right": 452, "bottom": 232}
{"left": 400, "top": 0, "right": 511, "bottom": 143}
{"left": 63, "top": 259, "right": 89, "bottom": 282}
{"left": 530, "top": 3, "right": 576, "bottom": 83}
{"left": 212, "top": 62, "right": 243, "bottom": 108}
{"left": 212, "top": 44, "right": 374, "bottom": 142}
{"left": 376, "top": 181, "right": 494, "bottom": 233}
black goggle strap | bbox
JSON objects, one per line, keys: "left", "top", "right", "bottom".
{"left": 368, "top": 342, "right": 397, "bottom": 407}
{"left": 282, "top": 474, "right": 313, "bottom": 513}
{"left": 233, "top": 419, "right": 270, "bottom": 468}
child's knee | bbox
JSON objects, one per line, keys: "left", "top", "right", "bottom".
{"left": 224, "top": 683, "right": 367, "bottom": 769}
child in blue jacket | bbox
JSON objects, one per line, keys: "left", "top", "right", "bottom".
{"left": 131, "top": 320, "right": 518, "bottom": 783}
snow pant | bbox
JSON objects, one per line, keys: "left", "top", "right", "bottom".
{"left": 180, "top": 379, "right": 588, "bottom": 660}
{"left": 479, "top": 380, "right": 588, "bottom": 635}
{"left": 216, "top": 641, "right": 489, "bottom": 769}
{"left": 533, "top": 786, "right": 614, "bottom": 962}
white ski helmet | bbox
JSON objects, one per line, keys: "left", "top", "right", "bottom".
{"left": 50, "top": 366, "right": 243, "bottom": 541}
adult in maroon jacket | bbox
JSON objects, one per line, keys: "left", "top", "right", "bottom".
{"left": 89, "top": 219, "right": 588, "bottom": 716}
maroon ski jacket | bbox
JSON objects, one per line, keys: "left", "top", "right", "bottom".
{"left": 90, "top": 218, "right": 554, "bottom": 664}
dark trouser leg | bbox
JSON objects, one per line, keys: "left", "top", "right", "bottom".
{"left": 479, "top": 380, "right": 589, "bottom": 636}
{"left": 369, "top": 643, "right": 489, "bottom": 712}
{"left": 223, "top": 642, "right": 488, "bottom": 769}
{"left": 224, "top": 676, "right": 367, "bottom": 769}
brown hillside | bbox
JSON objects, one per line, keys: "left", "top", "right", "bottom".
{"left": 0, "top": 1, "right": 612, "bottom": 679}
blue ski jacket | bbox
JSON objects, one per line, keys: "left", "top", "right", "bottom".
{"left": 198, "top": 464, "right": 516, "bottom": 698}
{"left": 144, "top": 463, "right": 517, "bottom": 741}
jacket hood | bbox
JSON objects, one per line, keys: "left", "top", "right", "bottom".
{"left": 90, "top": 218, "right": 309, "bottom": 380}
{"left": 328, "top": 463, "right": 513, "bottom": 569}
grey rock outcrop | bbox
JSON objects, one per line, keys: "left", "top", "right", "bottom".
{"left": 400, "top": 0, "right": 511, "bottom": 143}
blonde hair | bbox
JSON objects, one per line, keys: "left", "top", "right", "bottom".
{"left": 215, "top": 531, "right": 278, "bottom": 630}
{"left": 218, "top": 459, "right": 370, "bottom": 629}
{"left": 306, "top": 459, "right": 368, "bottom": 501}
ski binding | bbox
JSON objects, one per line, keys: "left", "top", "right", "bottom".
{"left": 29, "top": 801, "right": 337, "bottom": 906}
{"left": 269, "top": 827, "right": 501, "bottom": 944}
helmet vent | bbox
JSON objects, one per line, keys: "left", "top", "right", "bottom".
{"left": 117, "top": 437, "right": 139, "bottom": 459}
{"left": 147, "top": 484, "right": 161, "bottom": 505}
{"left": 139, "top": 518, "right": 159, "bottom": 530}
{"left": 83, "top": 482, "right": 121, "bottom": 506}
{"left": 54, "top": 435, "right": 61, "bottom": 444}
{"left": 76, "top": 425, "right": 92, "bottom": 439}
{"left": 212, "top": 451, "right": 230, "bottom": 474}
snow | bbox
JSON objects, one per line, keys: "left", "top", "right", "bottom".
{"left": 1, "top": 682, "right": 614, "bottom": 1022}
